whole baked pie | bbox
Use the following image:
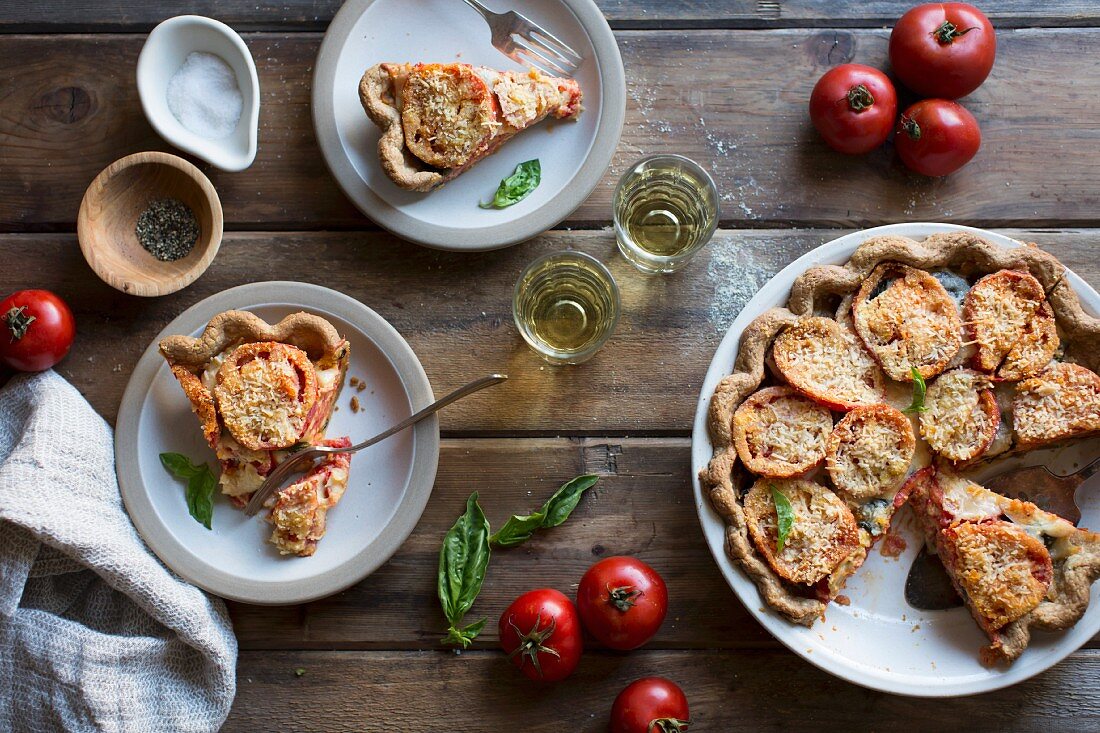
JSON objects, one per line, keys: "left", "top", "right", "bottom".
{"left": 360, "top": 62, "right": 582, "bottom": 191}
{"left": 700, "top": 232, "right": 1100, "bottom": 664}
{"left": 159, "top": 310, "right": 352, "bottom": 557}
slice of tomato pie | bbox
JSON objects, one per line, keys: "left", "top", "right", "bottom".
{"left": 160, "top": 310, "right": 353, "bottom": 556}
{"left": 907, "top": 465, "right": 1100, "bottom": 665}
{"left": 360, "top": 62, "right": 582, "bottom": 191}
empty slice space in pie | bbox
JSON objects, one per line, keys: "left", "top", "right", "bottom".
{"left": 772, "top": 316, "right": 885, "bottom": 410}
{"left": 920, "top": 368, "right": 1000, "bottom": 463}
{"left": 963, "top": 269, "right": 1059, "bottom": 381}
{"left": 731, "top": 386, "right": 833, "bottom": 478}
{"left": 851, "top": 263, "right": 962, "bottom": 382}
{"left": 826, "top": 404, "right": 915, "bottom": 505}
{"left": 1013, "top": 361, "right": 1100, "bottom": 448}
{"left": 743, "top": 477, "right": 861, "bottom": 586}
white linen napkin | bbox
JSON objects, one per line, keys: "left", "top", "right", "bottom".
{"left": 0, "top": 371, "right": 237, "bottom": 733}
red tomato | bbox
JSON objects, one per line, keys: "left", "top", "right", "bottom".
{"left": 576, "top": 556, "right": 668, "bottom": 650}
{"left": 889, "top": 3, "right": 996, "bottom": 99}
{"left": 611, "top": 677, "right": 690, "bottom": 733}
{"left": 895, "top": 99, "right": 981, "bottom": 176}
{"left": 809, "top": 64, "right": 897, "bottom": 155}
{"left": 0, "top": 290, "right": 75, "bottom": 372}
{"left": 498, "top": 589, "right": 582, "bottom": 682}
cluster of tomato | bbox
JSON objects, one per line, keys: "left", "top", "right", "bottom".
{"left": 809, "top": 2, "right": 995, "bottom": 176}
{"left": 499, "top": 556, "right": 689, "bottom": 732}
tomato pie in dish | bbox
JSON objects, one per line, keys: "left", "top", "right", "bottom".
{"left": 159, "top": 310, "right": 352, "bottom": 556}
{"left": 700, "top": 231, "right": 1100, "bottom": 664}
{"left": 360, "top": 62, "right": 582, "bottom": 191}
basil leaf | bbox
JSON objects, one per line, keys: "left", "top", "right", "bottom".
{"left": 161, "top": 452, "right": 217, "bottom": 529}
{"left": 540, "top": 474, "right": 599, "bottom": 528}
{"left": 160, "top": 452, "right": 199, "bottom": 478}
{"left": 489, "top": 510, "right": 546, "bottom": 548}
{"left": 478, "top": 159, "right": 541, "bottom": 209}
{"left": 438, "top": 492, "right": 491, "bottom": 645}
{"left": 903, "top": 367, "right": 928, "bottom": 414}
{"left": 185, "top": 471, "right": 216, "bottom": 530}
{"left": 769, "top": 484, "right": 794, "bottom": 553}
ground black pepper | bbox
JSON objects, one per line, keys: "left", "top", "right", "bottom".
{"left": 135, "top": 198, "right": 199, "bottom": 261}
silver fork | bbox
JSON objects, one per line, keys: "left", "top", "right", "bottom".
{"left": 460, "top": 0, "right": 583, "bottom": 77}
{"left": 242, "top": 374, "right": 508, "bottom": 516}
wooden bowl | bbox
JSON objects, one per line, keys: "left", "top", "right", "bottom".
{"left": 78, "top": 151, "right": 223, "bottom": 297}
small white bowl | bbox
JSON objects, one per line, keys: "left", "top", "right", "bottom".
{"left": 137, "top": 15, "right": 260, "bottom": 172}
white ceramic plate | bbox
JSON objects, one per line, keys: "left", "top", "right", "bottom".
{"left": 116, "top": 282, "right": 438, "bottom": 605}
{"left": 690, "top": 223, "right": 1100, "bottom": 696}
{"left": 311, "top": 0, "right": 625, "bottom": 250}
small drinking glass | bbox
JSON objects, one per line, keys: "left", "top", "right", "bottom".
{"left": 513, "top": 251, "right": 621, "bottom": 365}
{"left": 613, "top": 154, "right": 719, "bottom": 274}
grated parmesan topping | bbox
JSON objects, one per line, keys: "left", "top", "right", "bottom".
{"left": 826, "top": 405, "right": 914, "bottom": 502}
{"left": 1014, "top": 362, "right": 1100, "bottom": 446}
{"left": 774, "top": 317, "right": 884, "bottom": 408}
{"left": 949, "top": 521, "right": 1049, "bottom": 629}
{"left": 733, "top": 387, "right": 832, "bottom": 476}
{"left": 920, "top": 369, "right": 997, "bottom": 462}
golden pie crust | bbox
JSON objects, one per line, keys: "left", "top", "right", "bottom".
{"left": 700, "top": 231, "right": 1100, "bottom": 636}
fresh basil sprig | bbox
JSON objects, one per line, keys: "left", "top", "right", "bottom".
{"left": 160, "top": 452, "right": 217, "bottom": 530}
{"left": 769, "top": 484, "right": 793, "bottom": 553}
{"left": 479, "top": 159, "right": 541, "bottom": 209}
{"left": 490, "top": 474, "right": 599, "bottom": 548}
{"left": 903, "top": 366, "right": 928, "bottom": 414}
{"left": 439, "top": 492, "right": 492, "bottom": 648}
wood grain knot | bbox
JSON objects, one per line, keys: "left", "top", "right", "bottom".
{"left": 809, "top": 32, "right": 855, "bottom": 67}
{"left": 34, "top": 86, "right": 93, "bottom": 125}
{"left": 583, "top": 443, "right": 622, "bottom": 475}
{"left": 591, "top": 543, "right": 606, "bottom": 556}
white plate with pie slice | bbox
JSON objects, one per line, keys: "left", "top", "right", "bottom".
{"left": 311, "top": 0, "right": 625, "bottom": 251}
{"left": 691, "top": 222, "right": 1100, "bottom": 696}
{"left": 116, "top": 282, "right": 438, "bottom": 605}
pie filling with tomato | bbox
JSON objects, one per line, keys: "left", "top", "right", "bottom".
{"left": 160, "top": 310, "right": 353, "bottom": 557}
{"left": 359, "top": 62, "right": 582, "bottom": 192}
{"left": 700, "top": 231, "right": 1100, "bottom": 662}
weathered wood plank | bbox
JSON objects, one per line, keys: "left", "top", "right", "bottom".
{"left": 5, "top": 1, "right": 1100, "bottom": 32}
{"left": 227, "top": 648, "right": 1100, "bottom": 731}
{"left": 5, "top": 228, "right": 1096, "bottom": 432}
{"left": 228, "top": 437, "right": 781, "bottom": 651}
{"left": 5, "top": 30, "right": 1100, "bottom": 230}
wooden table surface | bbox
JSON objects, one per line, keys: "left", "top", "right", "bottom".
{"left": 5, "top": 1, "right": 1100, "bottom": 730}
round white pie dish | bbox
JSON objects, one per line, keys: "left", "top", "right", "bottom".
{"left": 311, "top": 0, "right": 626, "bottom": 251}
{"left": 116, "top": 282, "right": 438, "bottom": 605}
{"left": 690, "top": 222, "right": 1100, "bottom": 696}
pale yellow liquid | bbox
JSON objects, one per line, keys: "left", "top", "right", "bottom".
{"left": 515, "top": 256, "right": 617, "bottom": 358}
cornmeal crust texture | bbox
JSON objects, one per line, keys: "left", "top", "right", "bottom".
{"left": 700, "top": 231, "right": 1100, "bottom": 629}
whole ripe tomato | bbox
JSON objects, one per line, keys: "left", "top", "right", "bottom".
{"left": 0, "top": 290, "right": 75, "bottom": 372}
{"left": 889, "top": 3, "right": 996, "bottom": 99}
{"left": 611, "top": 677, "right": 690, "bottom": 733}
{"left": 895, "top": 99, "right": 981, "bottom": 176}
{"left": 499, "top": 589, "right": 583, "bottom": 682}
{"left": 809, "top": 64, "right": 897, "bottom": 155}
{"left": 576, "top": 556, "right": 668, "bottom": 651}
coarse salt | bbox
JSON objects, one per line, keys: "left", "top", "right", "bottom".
{"left": 166, "top": 51, "right": 243, "bottom": 140}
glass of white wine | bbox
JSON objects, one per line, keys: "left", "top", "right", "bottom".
{"left": 613, "top": 154, "right": 719, "bottom": 274}
{"left": 513, "top": 251, "right": 620, "bottom": 365}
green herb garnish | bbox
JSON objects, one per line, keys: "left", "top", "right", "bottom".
{"left": 769, "top": 484, "right": 794, "bottom": 553}
{"left": 438, "top": 492, "right": 492, "bottom": 648}
{"left": 160, "top": 452, "right": 217, "bottom": 530}
{"left": 294, "top": 668, "right": 306, "bottom": 677}
{"left": 490, "top": 474, "right": 599, "bottom": 547}
{"left": 902, "top": 367, "right": 928, "bottom": 413}
{"left": 479, "top": 159, "right": 541, "bottom": 209}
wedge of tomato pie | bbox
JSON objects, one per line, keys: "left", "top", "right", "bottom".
{"left": 159, "top": 310, "right": 353, "bottom": 556}
{"left": 908, "top": 466, "right": 1100, "bottom": 665}
{"left": 360, "top": 62, "right": 582, "bottom": 191}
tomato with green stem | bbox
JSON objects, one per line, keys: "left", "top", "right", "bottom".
{"left": 611, "top": 677, "right": 690, "bottom": 733}
{"left": 0, "top": 290, "right": 75, "bottom": 372}
{"left": 498, "top": 589, "right": 582, "bottom": 682}
{"left": 576, "top": 556, "right": 668, "bottom": 650}
{"left": 889, "top": 3, "right": 996, "bottom": 99}
{"left": 809, "top": 64, "right": 897, "bottom": 155}
{"left": 895, "top": 99, "right": 981, "bottom": 176}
